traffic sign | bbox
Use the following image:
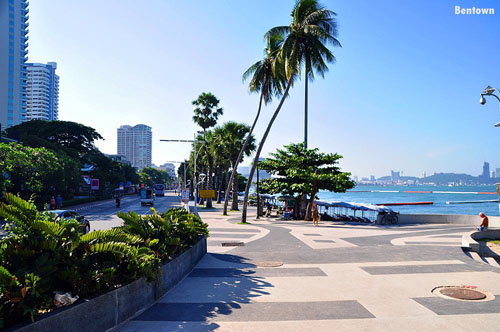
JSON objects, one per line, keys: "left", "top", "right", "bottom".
{"left": 91, "top": 179, "right": 100, "bottom": 190}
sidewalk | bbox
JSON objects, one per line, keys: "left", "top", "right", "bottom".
{"left": 118, "top": 204, "right": 500, "bottom": 332}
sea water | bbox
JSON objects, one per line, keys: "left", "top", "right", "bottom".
{"left": 317, "top": 185, "right": 499, "bottom": 216}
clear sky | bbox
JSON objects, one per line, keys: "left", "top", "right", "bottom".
{"left": 27, "top": 0, "right": 500, "bottom": 178}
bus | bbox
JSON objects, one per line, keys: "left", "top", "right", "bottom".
{"left": 154, "top": 183, "right": 166, "bottom": 197}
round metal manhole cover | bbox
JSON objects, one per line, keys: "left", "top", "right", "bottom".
{"left": 252, "top": 261, "right": 283, "bottom": 267}
{"left": 432, "top": 286, "right": 494, "bottom": 302}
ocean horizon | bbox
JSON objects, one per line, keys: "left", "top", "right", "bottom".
{"left": 317, "top": 184, "right": 499, "bottom": 216}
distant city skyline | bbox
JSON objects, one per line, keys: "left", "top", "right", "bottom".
{"left": 26, "top": 1, "right": 500, "bottom": 177}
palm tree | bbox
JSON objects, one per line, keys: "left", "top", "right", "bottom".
{"left": 192, "top": 93, "right": 223, "bottom": 208}
{"left": 241, "top": 0, "right": 340, "bottom": 223}
{"left": 215, "top": 122, "right": 256, "bottom": 211}
{"left": 273, "top": 0, "right": 340, "bottom": 148}
{"left": 222, "top": 34, "right": 286, "bottom": 216}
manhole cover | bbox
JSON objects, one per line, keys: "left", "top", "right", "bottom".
{"left": 432, "top": 286, "right": 494, "bottom": 302}
{"left": 252, "top": 261, "right": 283, "bottom": 267}
{"left": 221, "top": 242, "right": 245, "bottom": 247}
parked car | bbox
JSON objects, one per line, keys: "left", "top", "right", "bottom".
{"left": 50, "top": 210, "right": 91, "bottom": 234}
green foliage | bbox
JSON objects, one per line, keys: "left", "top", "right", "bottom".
{"left": 0, "top": 143, "right": 65, "bottom": 204}
{"left": 5, "top": 120, "right": 103, "bottom": 159}
{"left": 0, "top": 194, "right": 160, "bottom": 329}
{"left": 118, "top": 208, "right": 208, "bottom": 262}
{"left": 192, "top": 92, "right": 224, "bottom": 131}
{"left": 242, "top": 33, "right": 287, "bottom": 104}
{"left": 2, "top": 120, "right": 140, "bottom": 204}
{"left": 266, "top": 0, "right": 340, "bottom": 80}
{"left": 259, "top": 142, "right": 354, "bottom": 219}
{"left": 139, "top": 167, "right": 172, "bottom": 188}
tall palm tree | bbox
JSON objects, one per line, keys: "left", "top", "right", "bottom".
{"left": 215, "top": 122, "right": 256, "bottom": 211}
{"left": 241, "top": 0, "right": 340, "bottom": 223}
{"left": 222, "top": 34, "right": 286, "bottom": 216}
{"left": 272, "top": 0, "right": 340, "bottom": 148}
{"left": 192, "top": 92, "right": 223, "bottom": 208}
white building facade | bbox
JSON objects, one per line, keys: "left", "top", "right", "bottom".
{"left": 25, "top": 62, "right": 59, "bottom": 121}
{"left": 117, "top": 124, "right": 152, "bottom": 170}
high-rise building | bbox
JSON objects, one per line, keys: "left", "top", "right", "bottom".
{"left": 482, "top": 162, "right": 490, "bottom": 179}
{"left": 391, "top": 170, "right": 400, "bottom": 181}
{"left": 117, "top": 124, "right": 152, "bottom": 170}
{"left": 25, "top": 62, "right": 59, "bottom": 121}
{"left": 370, "top": 175, "right": 375, "bottom": 181}
{"left": 496, "top": 168, "right": 500, "bottom": 178}
{"left": 1, "top": 0, "right": 29, "bottom": 128}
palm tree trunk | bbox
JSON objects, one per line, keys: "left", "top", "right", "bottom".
{"left": 241, "top": 77, "right": 293, "bottom": 223}
{"left": 222, "top": 90, "right": 265, "bottom": 215}
{"left": 216, "top": 168, "right": 223, "bottom": 203}
{"left": 231, "top": 168, "right": 239, "bottom": 210}
{"left": 304, "top": 74, "right": 308, "bottom": 149}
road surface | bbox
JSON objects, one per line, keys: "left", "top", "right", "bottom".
{"left": 72, "top": 191, "right": 183, "bottom": 231}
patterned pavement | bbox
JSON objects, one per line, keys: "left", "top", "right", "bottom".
{"left": 117, "top": 199, "right": 500, "bottom": 332}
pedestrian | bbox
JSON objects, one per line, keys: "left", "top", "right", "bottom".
{"left": 56, "top": 195, "right": 62, "bottom": 209}
{"left": 475, "top": 212, "right": 489, "bottom": 232}
{"left": 312, "top": 202, "right": 320, "bottom": 226}
{"left": 50, "top": 196, "right": 56, "bottom": 210}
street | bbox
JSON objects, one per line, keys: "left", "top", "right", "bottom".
{"left": 72, "top": 191, "right": 183, "bottom": 231}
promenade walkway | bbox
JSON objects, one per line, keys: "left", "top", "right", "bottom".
{"left": 118, "top": 203, "right": 500, "bottom": 332}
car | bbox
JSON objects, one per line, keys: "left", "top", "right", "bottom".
{"left": 50, "top": 210, "right": 91, "bottom": 234}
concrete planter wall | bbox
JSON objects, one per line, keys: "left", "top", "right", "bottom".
{"left": 10, "top": 236, "right": 207, "bottom": 332}
{"left": 468, "top": 230, "right": 500, "bottom": 258}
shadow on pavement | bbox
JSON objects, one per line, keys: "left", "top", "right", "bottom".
{"left": 133, "top": 253, "right": 273, "bottom": 330}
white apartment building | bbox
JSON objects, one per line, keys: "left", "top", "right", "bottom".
{"left": 25, "top": 62, "right": 59, "bottom": 121}
{"left": 117, "top": 124, "right": 152, "bottom": 170}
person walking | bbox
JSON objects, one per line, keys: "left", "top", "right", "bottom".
{"left": 56, "top": 195, "right": 62, "bottom": 209}
{"left": 475, "top": 212, "right": 489, "bottom": 231}
{"left": 312, "top": 202, "right": 320, "bottom": 227}
{"left": 50, "top": 196, "right": 56, "bottom": 210}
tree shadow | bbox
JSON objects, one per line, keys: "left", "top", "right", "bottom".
{"left": 132, "top": 253, "right": 273, "bottom": 330}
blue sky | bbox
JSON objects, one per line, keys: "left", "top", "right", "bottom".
{"left": 27, "top": 0, "right": 500, "bottom": 178}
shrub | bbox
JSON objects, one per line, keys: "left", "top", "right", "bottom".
{"left": 0, "top": 194, "right": 159, "bottom": 329}
{"left": 118, "top": 207, "right": 208, "bottom": 261}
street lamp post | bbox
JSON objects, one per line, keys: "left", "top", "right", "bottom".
{"left": 159, "top": 139, "right": 203, "bottom": 213}
{"left": 479, "top": 85, "right": 500, "bottom": 213}
{"left": 256, "top": 160, "right": 260, "bottom": 219}
{"left": 479, "top": 85, "right": 500, "bottom": 127}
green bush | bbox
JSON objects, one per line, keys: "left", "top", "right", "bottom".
{"left": 0, "top": 195, "right": 206, "bottom": 329}
{"left": 118, "top": 207, "right": 208, "bottom": 262}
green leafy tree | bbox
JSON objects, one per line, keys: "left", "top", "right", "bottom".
{"left": 242, "top": 0, "right": 340, "bottom": 222}
{"left": 223, "top": 34, "right": 286, "bottom": 216}
{"left": 5, "top": 120, "right": 103, "bottom": 159}
{"left": 139, "top": 167, "right": 171, "bottom": 187}
{"left": 0, "top": 143, "right": 66, "bottom": 204}
{"left": 215, "top": 122, "right": 255, "bottom": 211}
{"left": 259, "top": 143, "right": 354, "bottom": 220}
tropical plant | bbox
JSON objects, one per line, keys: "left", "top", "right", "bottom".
{"left": 241, "top": 0, "right": 340, "bottom": 223}
{"left": 192, "top": 93, "right": 224, "bottom": 208}
{"left": 118, "top": 208, "right": 208, "bottom": 261}
{"left": 222, "top": 34, "right": 286, "bottom": 216}
{"left": 215, "top": 122, "right": 256, "bottom": 211}
{"left": 0, "top": 194, "right": 158, "bottom": 329}
{"left": 268, "top": 0, "right": 341, "bottom": 148}
{"left": 258, "top": 143, "right": 354, "bottom": 220}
